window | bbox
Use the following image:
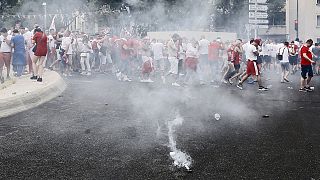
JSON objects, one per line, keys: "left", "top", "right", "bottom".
{"left": 317, "top": 15, "right": 320, "bottom": 26}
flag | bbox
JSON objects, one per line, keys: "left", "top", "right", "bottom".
{"left": 49, "top": 15, "right": 57, "bottom": 31}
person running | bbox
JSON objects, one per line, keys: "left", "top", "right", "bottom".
{"left": 278, "top": 42, "right": 290, "bottom": 83}
{"left": 0, "top": 28, "right": 12, "bottom": 83}
{"left": 31, "top": 27, "right": 47, "bottom": 82}
{"left": 11, "top": 29, "right": 26, "bottom": 77}
{"left": 299, "top": 39, "right": 316, "bottom": 92}
{"left": 237, "top": 39, "right": 268, "bottom": 91}
{"left": 225, "top": 39, "right": 243, "bottom": 84}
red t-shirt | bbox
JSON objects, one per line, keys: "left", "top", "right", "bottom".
{"left": 233, "top": 51, "right": 241, "bottom": 65}
{"left": 227, "top": 47, "right": 233, "bottom": 62}
{"left": 208, "top": 42, "right": 221, "bottom": 61}
{"left": 91, "top": 40, "right": 98, "bottom": 50}
{"left": 120, "top": 39, "right": 131, "bottom": 60}
{"left": 300, "top": 45, "right": 312, "bottom": 66}
{"left": 33, "top": 32, "right": 48, "bottom": 57}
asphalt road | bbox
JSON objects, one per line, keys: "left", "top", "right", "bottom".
{"left": 1, "top": 71, "right": 320, "bottom": 180}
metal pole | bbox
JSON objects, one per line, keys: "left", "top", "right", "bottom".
{"left": 296, "top": 0, "right": 299, "bottom": 39}
{"left": 43, "top": 2, "right": 47, "bottom": 32}
{"left": 254, "top": 0, "right": 258, "bottom": 39}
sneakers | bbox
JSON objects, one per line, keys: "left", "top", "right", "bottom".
{"left": 145, "top": 79, "right": 154, "bottom": 83}
{"left": 123, "top": 75, "right": 132, "bottom": 82}
{"left": 80, "top": 72, "right": 86, "bottom": 75}
{"left": 116, "top": 72, "right": 122, "bottom": 81}
{"left": 86, "top": 72, "right": 92, "bottom": 76}
{"left": 0, "top": 76, "right": 4, "bottom": 84}
{"left": 228, "top": 79, "right": 233, "bottom": 84}
{"left": 30, "top": 75, "right": 38, "bottom": 80}
{"left": 222, "top": 79, "right": 228, "bottom": 84}
{"left": 172, "top": 82, "right": 181, "bottom": 87}
{"left": 305, "top": 87, "right": 314, "bottom": 92}
{"left": 259, "top": 86, "right": 269, "bottom": 91}
{"left": 237, "top": 83, "right": 243, "bottom": 90}
{"left": 284, "top": 78, "right": 290, "bottom": 83}
{"left": 37, "top": 78, "right": 43, "bottom": 82}
{"left": 299, "top": 88, "right": 307, "bottom": 92}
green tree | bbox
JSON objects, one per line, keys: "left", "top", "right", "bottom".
{"left": 267, "top": 0, "right": 286, "bottom": 25}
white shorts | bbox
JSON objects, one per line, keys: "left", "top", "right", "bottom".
{"left": 168, "top": 57, "right": 178, "bottom": 75}
{"left": 100, "top": 52, "right": 112, "bottom": 65}
{"left": 155, "top": 58, "right": 165, "bottom": 71}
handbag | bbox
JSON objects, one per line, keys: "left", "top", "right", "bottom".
{"left": 277, "top": 47, "right": 286, "bottom": 61}
{"left": 32, "top": 45, "right": 37, "bottom": 52}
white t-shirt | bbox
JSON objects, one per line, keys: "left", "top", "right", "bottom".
{"left": 152, "top": 42, "right": 164, "bottom": 60}
{"left": 167, "top": 39, "right": 177, "bottom": 58}
{"left": 0, "top": 35, "right": 12, "bottom": 52}
{"left": 198, "top": 39, "right": 210, "bottom": 55}
{"left": 186, "top": 43, "right": 199, "bottom": 58}
{"left": 61, "top": 37, "right": 73, "bottom": 54}
{"left": 246, "top": 44, "right": 258, "bottom": 61}
{"left": 261, "top": 44, "right": 270, "bottom": 56}
{"left": 23, "top": 31, "right": 33, "bottom": 48}
{"left": 279, "top": 46, "right": 289, "bottom": 63}
{"left": 47, "top": 35, "right": 55, "bottom": 49}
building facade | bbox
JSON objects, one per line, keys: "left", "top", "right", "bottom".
{"left": 286, "top": 0, "right": 320, "bottom": 42}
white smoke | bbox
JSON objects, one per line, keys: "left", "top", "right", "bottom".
{"left": 168, "top": 111, "right": 192, "bottom": 171}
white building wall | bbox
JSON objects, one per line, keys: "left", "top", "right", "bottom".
{"left": 287, "top": 0, "right": 320, "bottom": 42}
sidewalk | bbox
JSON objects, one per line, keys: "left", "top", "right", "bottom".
{"left": 0, "top": 70, "right": 66, "bottom": 118}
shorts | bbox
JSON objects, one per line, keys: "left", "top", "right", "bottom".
{"left": 280, "top": 62, "right": 290, "bottom": 71}
{"left": 246, "top": 60, "right": 260, "bottom": 76}
{"left": 264, "top": 55, "right": 271, "bottom": 63}
{"left": 185, "top": 57, "right": 198, "bottom": 71}
{"left": 100, "top": 52, "right": 113, "bottom": 65}
{"left": 289, "top": 55, "right": 298, "bottom": 65}
{"left": 301, "top": 65, "right": 313, "bottom": 79}
{"left": 234, "top": 64, "right": 240, "bottom": 72}
{"left": 199, "top": 54, "right": 209, "bottom": 66}
{"left": 168, "top": 57, "right": 179, "bottom": 75}
{"left": 0, "top": 52, "right": 11, "bottom": 68}
{"left": 209, "top": 60, "right": 220, "bottom": 71}
{"left": 155, "top": 58, "right": 165, "bottom": 71}
{"left": 257, "top": 55, "right": 263, "bottom": 64}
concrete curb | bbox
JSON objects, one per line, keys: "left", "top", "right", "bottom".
{"left": 0, "top": 73, "right": 66, "bottom": 118}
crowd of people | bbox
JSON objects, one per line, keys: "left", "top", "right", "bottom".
{"left": 0, "top": 24, "right": 318, "bottom": 92}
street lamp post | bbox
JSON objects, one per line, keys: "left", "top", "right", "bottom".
{"left": 42, "top": 2, "right": 47, "bottom": 32}
{"left": 296, "top": 0, "right": 299, "bottom": 39}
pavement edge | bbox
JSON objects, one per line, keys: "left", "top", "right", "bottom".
{"left": 0, "top": 73, "right": 67, "bottom": 118}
